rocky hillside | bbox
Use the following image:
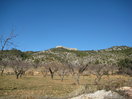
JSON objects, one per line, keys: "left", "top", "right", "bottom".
{"left": 28, "top": 46, "right": 132, "bottom": 66}
{"left": 1, "top": 46, "right": 132, "bottom": 67}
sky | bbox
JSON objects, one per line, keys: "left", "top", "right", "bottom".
{"left": 0, "top": 0, "right": 132, "bottom": 51}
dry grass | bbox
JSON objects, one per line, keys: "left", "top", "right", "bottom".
{"left": 0, "top": 75, "right": 78, "bottom": 98}
{"left": 0, "top": 75, "right": 131, "bottom": 98}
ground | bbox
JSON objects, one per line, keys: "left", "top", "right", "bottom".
{"left": 0, "top": 75, "right": 131, "bottom": 98}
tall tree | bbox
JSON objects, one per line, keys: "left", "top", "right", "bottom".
{"left": 0, "top": 31, "right": 16, "bottom": 51}
{"left": 0, "top": 31, "right": 16, "bottom": 76}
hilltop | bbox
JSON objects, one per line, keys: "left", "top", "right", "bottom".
{"left": 55, "top": 46, "right": 78, "bottom": 51}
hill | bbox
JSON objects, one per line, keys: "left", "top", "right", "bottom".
{"left": 1, "top": 46, "right": 132, "bottom": 66}
{"left": 30, "top": 46, "right": 132, "bottom": 65}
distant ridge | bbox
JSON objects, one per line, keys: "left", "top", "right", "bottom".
{"left": 104, "top": 46, "right": 131, "bottom": 51}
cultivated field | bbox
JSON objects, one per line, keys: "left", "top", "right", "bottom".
{"left": 0, "top": 75, "right": 131, "bottom": 99}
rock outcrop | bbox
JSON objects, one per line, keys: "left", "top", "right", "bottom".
{"left": 56, "top": 46, "right": 77, "bottom": 51}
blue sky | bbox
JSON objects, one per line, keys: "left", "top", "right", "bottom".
{"left": 0, "top": 0, "right": 132, "bottom": 51}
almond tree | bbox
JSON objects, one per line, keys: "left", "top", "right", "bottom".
{"left": 10, "top": 57, "right": 29, "bottom": 79}
{"left": 0, "top": 31, "right": 16, "bottom": 75}
{"left": 89, "top": 60, "right": 109, "bottom": 86}
{"left": 44, "top": 61, "right": 59, "bottom": 79}
{"left": 41, "top": 66, "right": 49, "bottom": 77}
{"left": 0, "top": 58, "right": 9, "bottom": 76}
{"left": 0, "top": 31, "right": 16, "bottom": 51}
{"left": 67, "top": 58, "right": 89, "bottom": 85}
{"left": 32, "top": 58, "right": 41, "bottom": 68}
{"left": 57, "top": 62, "right": 68, "bottom": 81}
{"left": 74, "top": 63, "right": 88, "bottom": 85}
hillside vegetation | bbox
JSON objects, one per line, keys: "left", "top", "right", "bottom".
{"left": 1, "top": 46, "right": 132, "bottom": 76}
{"left": 31, "top": 46, "right": 132, "bottom": 71}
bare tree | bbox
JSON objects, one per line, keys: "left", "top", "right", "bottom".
{"left": 66, "top": 62, "right": 75, "bottom": 76}
{"left": 0, "top": 31, "right": 16, "bottom": 75}
{"left": 103, "top": 63, "right": 118, "bottom": 78}
{"left": 40, "top": 62, "right": 49, "bottom": 77}
{"left": 89, "top": 60, "right": 109, "bottom": 87}
{"left": 0, "top": 58, "right": 9, "bottom": 76}
{"left": 0, "top": 31, "right": 16, "bottom": 51}
{"left": 67, "top": 58, "right": 89, "bottom": 85}
{"left": 57, "top": 62, "right": 68, "bottom": 81}
{"left": 45, "top": 61, "right": 59, "bottom": 79}
{"left": 10, "top": 57, "right": 29, "bottom": 79}
{"left": 74, "top": 63, "right": 88, "bottom": 85}
{"left": 41, "top": 66, "right": 49, "bottom": 77}
{"left": 32, "top": 58, "right": 41, "bottom": 68}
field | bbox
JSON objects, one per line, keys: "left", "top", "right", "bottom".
{"left": 0, "top": 74, "right": 132, "bottom": 99}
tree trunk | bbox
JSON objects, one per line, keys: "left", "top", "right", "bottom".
{"left": 61, "top": 75, "right": 64, "bottom": 82}
{"left": 76, "top": 75, "right": 80, "bottom": 85}
{"left": 94, "top": 75, "right": 103, "bottom": 90}
{"left": 41, "top": 71, "right": 48, "bottom": 77}
{"left": 15, "top": 71, "right": 21, "bottom": 79}
{"left": 16, "top": 74, "right": 19, "bottom": 79}
{"left": 75, "top": 73, "right": 80, "bottom": 85}
{"left": 49, "top": 68, "right": 54, "bottom": 79}
{"left": 1, "top": 69, "right": 4, "bottom": 76}
{"left": 20, "top": 73, "right": 22, "bottom": 78}
{"left": 19, "top": 71, "right": 25, "bottom": 78}
{"left": 51, "top": 73, "right": 54, "bottom": 79}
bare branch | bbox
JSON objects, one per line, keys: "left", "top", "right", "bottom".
{"left": 0, "top": 31, "right": 16, "bottom": 51}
